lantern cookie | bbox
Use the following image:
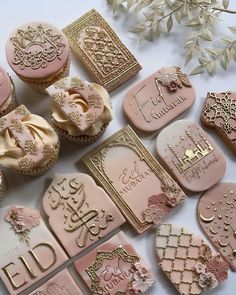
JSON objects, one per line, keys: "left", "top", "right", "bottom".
{"left": 75, "top": 232, "right": 156, "bottom": 294}
{"left": 123, "top": 66, "right": 195, "bottom": 132}
{"left": 46, "top": 76, "right": 113, "bottom": 144}
{"left": 0, "top": 105, "right": 59, "bottom": 175}
{"left": 0, "top": 171, "right": 7, "bottom": 201}
{"left": 43, "top": 173, "right": 126, "bottom": 257}
{"left": 156, "top": 120, "right": 226, "bottom": 192}
{"left": 156, "top": 224, "right": 229, "bottom": 295}
{"left": 0, "top": 66, "right": 17, "bottom": 116}
{"left": 198, "top": 182, "right": 236, "bottom": 271}
{"left": 6, "top": 22, "right": 70, "bottom": 93}
{"left": 29, "top": 269, "right": 83, "bottom": 295}
{"left": 0, "top": 205, "right": 67, "bottom": 295}
{"left": 201, "top": 91, "right": 236, "bottom": 155}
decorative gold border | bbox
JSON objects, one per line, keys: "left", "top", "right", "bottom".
{"left": 83, "top": 125, "right": 186, "bottom": 234}
{"left": 63, "top": 9, "right": 142, "bottom": 92}
{"left": 86, "top": 245, "right": 139, "bottom": 294}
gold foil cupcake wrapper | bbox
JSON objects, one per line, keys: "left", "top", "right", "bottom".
{"left": 63, "top": 9, "right": 142, "bottom": 92}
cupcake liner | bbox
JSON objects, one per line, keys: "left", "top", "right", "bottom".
{"left": 0, "top": 75, "right": 18, "bottom": 117}
{"left": 0, "top": 172, "right": 7, "bottom": 201}
{"left": 51, "top": 117, "right": 109, "bottom": 144}
{"left": 13, "top": 142, "right": 60, "bottom": 176}
{"left": 19, "top": 54, "right": 71, "bottom": 94}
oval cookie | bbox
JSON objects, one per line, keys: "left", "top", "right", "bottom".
{"left": 123, "top": 66, "right": 195, "bottom": 132}
{"left": 156, "top": 120, "right": 226, "bottom": 192}
{"left": 198, "top": 182, "right": 236, "bottom": 271}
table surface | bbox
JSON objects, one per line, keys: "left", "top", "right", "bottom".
{"left": 0, "top": 0, "right": 236, "bottom": 294}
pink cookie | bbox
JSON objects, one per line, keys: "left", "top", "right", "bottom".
{"left": 198, "top": 182, "right": 236, "bottom": 271}
{"left": 123, "top": 66, "right": 195, "bottom": 132}
{"left": 156, "top": 120, "right": 226, "bottom": 192}
{"left": 156, "top": 224, "right": 229, "bottom": 295}
{"left": 0, "top": 205, "right": 67, "bottom": 295}
{"left": 0, "top": 66, "right": 16, "bottom": 116}
{"left": 43, "top": 173, "right": 126, "bottom": 257}
{"left": 29, "top": 269, "right": 83, "bottom": 295}
{"left": 5, "top": 22, "right": 70, "bottom": 92}
{"left": 74, "top": 231, "right": 156, "bottom": 294}
{"left": 83, "top": 125, "right": 186, "bottom": 234}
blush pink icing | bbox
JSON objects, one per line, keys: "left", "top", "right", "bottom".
{"left": 0, "top": 66, "right": 11, "bottom": 106}
{"left": 5, "top": 22, "right": 70, "bottom": 80}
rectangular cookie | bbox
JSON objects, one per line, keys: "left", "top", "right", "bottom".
{"left": 83, "top": 125, "right": 186, "bottom": 234}
{"left": 63, "top": 9, "right": 141, "bottom": 92}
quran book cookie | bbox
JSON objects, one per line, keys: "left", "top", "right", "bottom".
{"left": 29, "top": 269, "right": 83, "bottom": 295}
{"left": 156, "top": 120, "right": 226, "bottom": 192}
{"left": 0, "top": 105, "right": 59, "bottom": 176}
{"left": 46, "top": 76, "right": 113, "bottom": 144}
{"left": 83, "top": 125, "right": 186, "bottom": 234}
{"left": 63, "top": 9, "right": 141, "bottom": 92}
{"left": 198, "top": 182, "right": 236, "bottom": 271}
{"left": 0, "top": 66, "right": 17, "bottom": 116}
{"left": 156, "top": 224, "right": 229, "bottom": 295}
{"left": 123, "top": 66, "right": 195, "bottom": 132}
{"left": 74, "top": 231, "right": 155, "bottom": 294}
{"left": 0, "top": 205, "right": 67, "bottom": 295}
{"left": 201, "top": 91, "right": 236, "bottom": 155}
{"left": 0, "top": 171, "right": 7, "bottom": 201}
{"left": 5, "top": 22, "right": 70, "bottom": 93}
{"left": 43, "top": 173, "right": 126, "bottom": 257}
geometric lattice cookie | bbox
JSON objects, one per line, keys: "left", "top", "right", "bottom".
{"left": 156, "top": 224, "right": 229, "bottom": 295}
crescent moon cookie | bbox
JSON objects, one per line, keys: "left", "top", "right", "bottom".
{"left": 0, "top": 205, "right": 67, "bottom": 295}
{"left": 123, "top": 66, "right": 196, "bottom": 132}
{"left": 0, "top": 66, "right": 17, "bottom": 116}
{"left": 0, "top": 105, "right": 59, "bottom": 175}
{"left": 198, "top": 182, "right": 236, "bottom": 271}
{"left": 156, "top": 120, "right": 226, "bottom": 192}
{"left": 5, "top": 22, "right": 70, "bottom": 93}
{"left": 46, "top": 76, "right": 113, "bottom": 144}
{"left": 201, "top": 91, "right": 236, "bottom": 155}
{"left": 156, "top": 224, "right": 229, "bottom": 295}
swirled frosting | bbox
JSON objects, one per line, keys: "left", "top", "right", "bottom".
{"left": 47, "top": 77, "right": 113, "bottom": 136}
{"left": 0, "top": 67, "right": 13, "bottom": 112}
{"left": 0, "top": 110, "right": 58, "bottom": 170}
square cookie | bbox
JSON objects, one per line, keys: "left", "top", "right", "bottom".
{"left": 43, "top": 173, "right": 126, "bottom": 257}
{"left": 74, "top": 231, "right": 155, "bottom": 294}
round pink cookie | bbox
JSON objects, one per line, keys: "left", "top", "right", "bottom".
{"left": 198, "top": 182, "right": 236, "bottom": 271}
{"left": 5, "top": 22, "right": 70, "bottom": 80}
{"left": 156, "top": 120, "right": 226, "bottom": 192}
{"left": 123, "top": 66, "right": 196, "bottom": 132}
{"left": 0, "top": 66, "right": 11, "bottom": 106}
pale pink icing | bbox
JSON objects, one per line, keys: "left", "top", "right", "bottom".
{"left": 0, "top": 66, "right": 11, "bottom": 106}
{"left": 5, "top": 22, "right": 69, "bottom": 79}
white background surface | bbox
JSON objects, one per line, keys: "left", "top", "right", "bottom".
{"left": 0, "top": 0, "right": 236, "bottom": 294}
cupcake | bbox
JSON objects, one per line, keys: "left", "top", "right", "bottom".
{"left": 0, "top": 171, "right": 7, "bottom": 201}
{"left": 0, "top": 66, "right": 17, "bottom": 116}
{"left": 5, "top": 22, "right": 70, "bottom": 93}
{"left": 46, "top": 76, "right": 113, "bottom": 144}
{"left": 0, "top": 105, "right": 59, "bottom": 175}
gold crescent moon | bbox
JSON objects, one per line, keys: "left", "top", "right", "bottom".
{"left": 210, "top": 226, "right": 218, "bottom": 234}
{"left": 199, "top": 213, "right": 215, "bottom": 223}
{"left": 218, "top": 239, "right": 229, "bottom": 247}
{"left": 226, "top": 201, "right": 232, "bottom": 205}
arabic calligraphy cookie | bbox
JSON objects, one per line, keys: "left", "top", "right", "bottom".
{"left": 156, "top": 224, "right": 229, "bottom": 295}
{"left": 156, "top": 120, "right": 226, "bottom": 192}
{"left": 74, "top": 231, "right": 156, "bottom": 294}
{"left": 198, "top": 182, "right": 236, "bottom": 271}
{"left": 43, "top": 173, "right": 125, "bottom": 257}
{"left": 0, "top": 105, "right": 59, "bottom": 175}
{"left": 0, "top": 66, "right": 17, "bottom": 116}
{"left": 5, "top": 22, "right": 70, "bottom": 93}
{"left": 123, "top": 66, "right": 195, "bottom": 132}
{"left": 29, "top": 269, "right": 83, "bottom": 295}
{"left": 46, "top": 76, "right": 113, "bottom": 144}
{"left": 0, "top": 205, "right": 67, "bottom": 295}
{"left": 83, "top": 125, "right": 186, "bottom": 234}
{"left": 201, "top": 91, "right": 236, "bottom": 155}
